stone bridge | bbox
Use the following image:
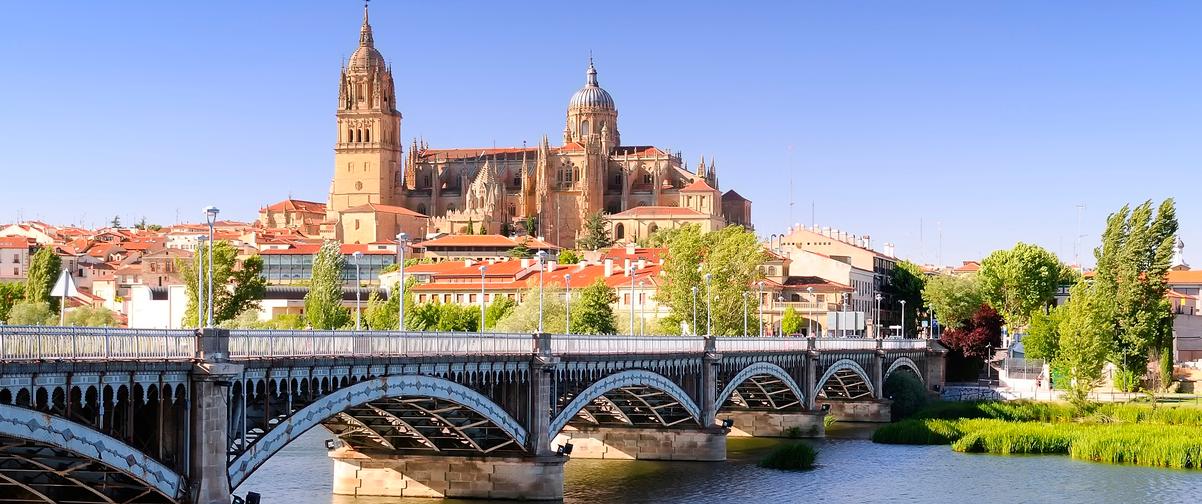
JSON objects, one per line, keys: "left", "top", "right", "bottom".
{"left": 0, "top": 326, "right": 945, "bottom": 503}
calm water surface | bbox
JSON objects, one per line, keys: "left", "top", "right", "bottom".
{"left": 236, "top": 425, "right": 1202, "bottom": 504}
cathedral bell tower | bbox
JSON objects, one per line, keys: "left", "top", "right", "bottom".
{"left": 564, "top": 58, "right": 619, "bottom": 148}
{"left": 328, "top": 3, "right": 403, "bottom": 218}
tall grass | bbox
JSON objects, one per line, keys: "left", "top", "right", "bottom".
{"left": 871, "top": 419, "right": 962, "bottom": 445}
{"left": 759, "top": 443, "right": 818, "bottom": 471}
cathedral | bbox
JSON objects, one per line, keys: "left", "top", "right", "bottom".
{"left": 323, "top": 5, "right": 752, "bottom": 247}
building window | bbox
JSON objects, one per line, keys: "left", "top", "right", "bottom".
{"left": 614, "top": 223, "right": 625, "bottom": 240}
{"left": 643, "top": 174, "right": 652, "bottom": 184}
{"left": 581, "top": 120, "right": 590, "bottom": 136}
{"left": 354, "top": 219, "right": 360, "bottom": 230}
{"left": 365, "top": 129, "right": 371, "bottom": 142}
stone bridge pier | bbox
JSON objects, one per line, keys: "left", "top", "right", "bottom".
{"left": 0, "top": 327, "right": 945, "bottom": 503}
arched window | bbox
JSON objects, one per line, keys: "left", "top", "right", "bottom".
{"left": 365, "top": 129, "right": 371, "bottom": 143}
{"left": 647, "top": 223, "right": 658, "bottom": 235}
{"left": 416, "top": 203, "right": 428, "bottom": 215}
{"left": 581, "top": 120, "right": 590, "bottom": 137}
{"left": 792, "top": 293, "right": 802, "bottom": 302}
{"left": 355, "top": 129, "right": 362, "bottom": 142}
{"left": 347, "top": 127, "right": 353, "bottom": 142}
{"left": 614, "top": 223, "right": 625, "bottom": 240}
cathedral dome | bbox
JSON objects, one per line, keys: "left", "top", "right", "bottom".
{"left": 346, "top": 4, "right": 385, "bottom": 74}
{"left": 568, "top": 60, "right": 615, "bottom": 110}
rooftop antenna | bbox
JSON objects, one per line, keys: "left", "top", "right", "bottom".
{"left": 787, "top": 145, "right": 794, "bottom": 226}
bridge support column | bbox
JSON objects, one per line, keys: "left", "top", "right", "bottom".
{"left": 804, "top": 348, "right": 818, "bottom": 410}
{"left": 818, "top": 399, "right": 892, "bottom": 423}
{"left": 553, "top": 426, "right": 725, "bottom": 461}
{"left": 873, "top": 345, "right": 885, "bottom": 400}
{"left": 701, "top": 337, "right": 720, "bottom": 427}
{"left": 925, "top": 343, "right": 948, "bottom": 393}
{"left": 189, "top": 329, "right": 242, "bottom": 504}
{"left": 724, "top": 411, "right": 827, "bottom": 438}
{"left": 330, "top": 449, "right": 564, "bottom": 500}
{"left": 530, "top": 333, "right": 558, "bottom": 457}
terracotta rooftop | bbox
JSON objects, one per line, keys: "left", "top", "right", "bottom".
{"left": 417, "top": 234, "right": 558, "bottom": 250}
{"left": 610, "top": 206, "right": 705, "bottom": 218}
{"left": 263, "top": 198, "right": 327, "bottom": 213}
{"left": 342, "top": 203, "right": 428, "bottom": 218}
{"left": 1168, "top": 270, "right": 1202, "bottom": 284}
{"left": 680, "top": 178, "right": 717, "bottom": 192}
{"left": 0, "top": 236, "right": 31, "bottom": 249}
{"left": 260, "top": 243, "right": 396, "bottom": 256}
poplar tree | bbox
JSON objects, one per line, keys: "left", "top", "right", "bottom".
{"left": 781, "top": 306, "right": 803, "bottom": 335}
{"left": 572, "top": 279, "right": 617, "bottom": 334}
{"left": 305, "top": 241, "right": 350, "bottom": 329}
{"left": 25, "top": 247, "right": 62, "bottom": 311}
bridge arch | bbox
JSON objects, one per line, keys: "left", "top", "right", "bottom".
{"left": 815, "top": 358, "right": 875, "bottom": 400}
{"left": 550, "top": 369, "right": 702, "bottom": 438}
{"left": 716, "top": 362, "right": 806, "bottom": 411}
{"left": 228, "top": 374, "right": 527, "bottom": 488}
{"left": 885, "top": 357, "right": 924, "bottom": 384}
{"left": 0, "top": 403, "right": 184, "bottom": 502}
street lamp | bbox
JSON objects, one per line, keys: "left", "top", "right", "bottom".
{"left": 704, "top": 273, "right": 713, "bottom": 336}
{"left": 874, "top": 293, "right": 883, "bottom": 339}
{"left": 203, "top": 206, "right": 219, "bottom": 326}
{"left": 196, "top": 235, "right": 207, "bottom": 328}
{"left": 691, "top": 286, "right": 698, "bottom": 336}
{"left": 806, "top": 286, "right": 814, "bottom": 337}
{"left": 352, "top": 251, "right": 363, "bottom": 330}
{"left": 629, "top": 265, "right": 637, "bottom": 335}
{"left": 742, "top": 291, "right": 749, "bottom": 336}
{"left": 842, "top": 292, "right": 850, "bottom": 337}
{"left": 639, "top": 280, "right": 647, "bottom": 335}
{"left": 478, "top": 265, "right": 487, "bottom": 334}
{"left": 536, "top": 250, "right": 548, "bottom": 333}
{"left": 396, "top": 232, "right": 409, "bottom": 331}
{"left": 900, "top": 299, "right": 907, "bottom": 338}
{"left": 757, "top": 281, "right": 765, "bottom": 337}
{"left": 564, "top": 273, "right": 572, "bottom": 334}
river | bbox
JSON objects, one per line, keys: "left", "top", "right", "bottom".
{"left": 236, "top": 425, "right": 1202, "bottom": 504}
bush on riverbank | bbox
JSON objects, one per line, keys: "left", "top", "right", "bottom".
{"left": 759, "top": 443, "right": 817, "bottom": 471}
{"left": 884, "top": 371, "right": 928, "bottom": 420}
{"left": 871, "top": 419, "right": 962, "bottom": 445}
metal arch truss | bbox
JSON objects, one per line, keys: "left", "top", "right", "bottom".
{"left": 716, "top": 362, "right": 805, "bottom": 411}
{"left": 227, "top": 374, "right": 528, "bottom": 489}
{"left": 815, "top": 358, "right": 875, "bottom": 400}
{"left": 884, "top": 357, "right": 924, "bottom": 385}
{"left": 323, "top": 397, "right": 524, "bottom": 456}
{"left": 551, "top": 370, "right": 702, "bottom": 437}
{"left": 0, "top": 404, "right": 183, "bottom": 503}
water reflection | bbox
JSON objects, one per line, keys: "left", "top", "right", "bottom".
{"left": 237, "top": 428, "right": 1202, "bottom": 504}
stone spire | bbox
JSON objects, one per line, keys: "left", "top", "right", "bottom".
{"left": 586, "top": 55, "right": 599, "bottom": 87}
{"left": 1172, "top": 236, "right": 1190, "bottom": 270}
{"left": 359, "top": 2, "right": 374, "bottom": 48}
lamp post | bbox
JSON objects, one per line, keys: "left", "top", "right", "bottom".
{"left": 842, "top": 292, "right": 850, "bottom": 337}
{"left": 742, "top": 291, "right": 749, "bottom": 336}
{"left": 203, "top": 206, "right": 219, "bottom": 326}
{"left": 536, "top": 250, "right": 548, "bottom": 333}
{"left": 874, "top": 293, "right": 883, "bottom": 339}
{"left": 691, "top": 286, "right": 698, "bottom": 336}
{"left": 900, "top": 299, "right": 907, "bottom": 338}
{"left": 704, "top": 273, "right": 713, "bottom": 336}
{"left": 757, "top": 281, "right": 764, "bottom": 337}
{"left": 196, "top": 235, "right": 206, "bottom": 328}
{"left": 352, "top": 251, "right": 363, "bottom": 330}
{"left": 564, "top": 273, "right": 572, "bottom": 334}
{"left": 478, "top": 265, "right": 487, "bottom": 334}
{"left": 806, "top": 286, "right": 814, "bottom": 337}
{"left": 396, "top": 232, "right": 409, "bottom": 331}
{"left": 639, "top": 280, "right": 647, "bottom": 335}
{"left": 629, "top": 265, "right": 636, "bottom": 335}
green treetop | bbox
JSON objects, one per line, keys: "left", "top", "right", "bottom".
{"left": 921, "top": 274, "right": 983, "bottom": 329}
{"left": 577, "top": 212, "right": 613, "bottom": 251}
{"left": 305, "top": 241, "right": 350, "bottom": 329}
{"left": 654, "top": 224, "right": 764, "bottom": 336}
{"left": 978, "top": 242, "right": 1063, "bottom": 329}
{"left": 25, "top": 247, "right": 62, "bottom": 311}
{"left": 572, "top": 279, "right": 618, "bottom": 334}
{"left": 177, "top": 240, "right": 267, "bottom": 327}
{"left": 780, "top": 306, "right": 803, "bottom": 335}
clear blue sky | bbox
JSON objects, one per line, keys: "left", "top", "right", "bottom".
{"left": 2, "top": 1, "right": 1199, "bottom": 267}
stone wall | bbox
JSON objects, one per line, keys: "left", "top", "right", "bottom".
{"left": 819, "top": 400, "right": 892, "bottom": 423}
{"left": 330, "top": 449, "right": 564, "bottom": 500}
{"left": 551, "top": 426, "right": 726, "bottom": 461}
{"left": 723, "top": 411, "right": 826, "bottom": 438}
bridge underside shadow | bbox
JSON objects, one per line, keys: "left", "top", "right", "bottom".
{"left": 0, "top": 436, "right": 175, "bottom": 504}
{"left": 716, "top": 366, "right": 826, "bottom": 438}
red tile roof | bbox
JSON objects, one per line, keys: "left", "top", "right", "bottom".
{"left": 0, "top": 236, "right": 31, "bottom": 249}
{"left": 1168, "top": 270, "right": 1202, "bottom": 284}
{"left": 342, "top": 203, "right": 428, "bottom": 218}
{"left": 610, "top": 206, "right": 705, "bottom": 218}
{"left": 954, "top": 261, "right": 981, "bottom": 273}
{"left": 417, "top": 234, "right": 558, "bottom": 250}
{"left": 418, "top": 147, "right": 538, "bottom": 161}
{"left": 259, "top": 243, "right": 396, "bottom": 256}
{"left": 681, "top": 178, "right": 717, "bottom": 192}
{"left": 262, "top": 198, "right": 327, "bottom": 213}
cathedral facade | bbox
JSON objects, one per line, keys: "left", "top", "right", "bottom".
{"left": 324, "top": 6, "right": 751, "bottom": 247}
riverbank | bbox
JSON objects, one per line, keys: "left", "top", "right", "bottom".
{"left": 873, "top": 401, "right": 1202, "bottom": 469}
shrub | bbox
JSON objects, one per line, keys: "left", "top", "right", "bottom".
{"left": 759, "top": 443, "right": 817, "bottom": 471}
{"left": 782, "top": 426, "right": 803, "bottom": 439}
{"left": 884, "top": 371, "right": 928, "bottom": 420}
{"left": 872, "top": 419, "right": 962, "bottom": 445}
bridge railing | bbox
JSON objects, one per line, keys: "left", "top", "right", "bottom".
{"left": 549, "top": 335, "right": 706, "bottom": 355}
{"left": 226, "top": 330, "right": 535, "bottom": 358}
{"left": 0, "top": 326, "right": 195, "bottom": 361}
{"left": 881, "top": 339, "right": 930, "bottom": 351}
{"left": 714, "top": 337, "right": 811, "bottom": 353}
{"left": 813, "top": 337, "right": 880, "bottom": 351}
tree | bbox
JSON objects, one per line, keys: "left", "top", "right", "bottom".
{"left": 654, "top": 225, "right": 764, "bottom": 336}
{"left": 557, "top": 250, "right": 581, "bottom": 265}
{"left": 1024, "top": 305, "right": 1064, "bottom": 362}
{"left": 466, "top": 219, "right": 475, "bottom": 235}
{"left": 1054, "top": 282, "right": 1110, "bottom": 408}
{"left": 1090, "top": 200, "right": 1178, "bottom": 389}
{"left": 780, "top": 306, "right": 803, "bottom": 335}
{"left": 500, "top": 222, "right": 512, "bottom": 237}
{"left": 305, "top": 241, "right": 350, "bottom": 329}
{"left": 572, "top": 279, "right": 617, "bottom": 334}
{"left": 890, "top": 260, "right": 926, "bottom": 334}
{"left": 921, "top": 274, "right": 983, "bottom": 329}
{"left": 25, "top": 247, "right": 62, "bottom": 312}
{"left": 364, "top": 278, "right": 418, "bottom": 330}
{"left": 64, "top": 305, "right": 118, "bottom": 327}
{"left": 484, "top": 296, "right": 517, "bottom": 329}
{"left": 177, "top": 241, "right": 267, "bottom": 327}
{"left": 508, "top": 239, "right": 534, "bottom": 259}
{"left": 495, "top": 285, "right": 567, "bottom": 333}
{"left": 524, "top": 216, "right": 538, "bottom": 237}
{"left": 577, "top": 212, "right": 613, "bottom": 251}
{"left": 978, "top": 243, "right": 1063, "bottom": 329}
{"left": 110, "top": 215, "right": 122, "bottom": 228}
{"left": 7, "top": 302, "right": 55, "bottom": 325}
{"left": 435, "top": 303, "right": 478, "bottom": 332}
{"left": 939, "top": 305, "right": 1004, "bottom": 360}
{"left": 0, "top": 282, "right": 25, "bottom": 323}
